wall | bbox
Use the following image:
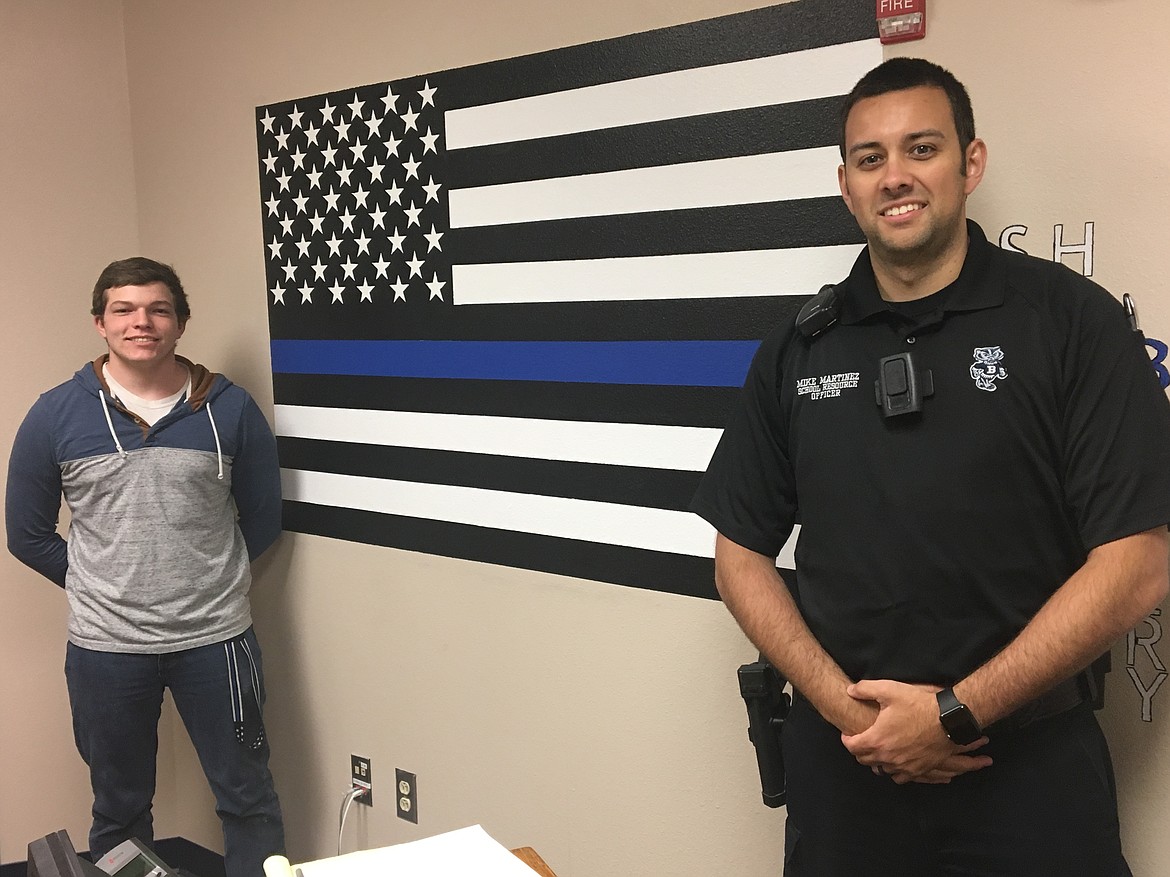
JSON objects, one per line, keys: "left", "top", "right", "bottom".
{"left": 3, "top": 1, "right": 1170, "bottom": 875}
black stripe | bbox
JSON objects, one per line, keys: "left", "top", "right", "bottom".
{"left": 440, "top": 2, "right": 876, "bottom": 110}
{"left": 277, "top": 438, "right": 702, "bottom": 510}
{"left": 282, "top": 501, "right": 719, "bottom": 599}
{"left": 266, "top": 290, "right": 811, "bottom": 342}
{"left": 272, "top": 374, "right": 742, "bottom": 427}
{"left": 449, "top": 199, "right": 863, "bottom": 264}
{"left": 446, "top": 98, "right": 844, "bottom": 188}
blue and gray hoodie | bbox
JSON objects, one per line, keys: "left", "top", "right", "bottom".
{"left": 6, "top": 355, "right": 282, "bottom": 653}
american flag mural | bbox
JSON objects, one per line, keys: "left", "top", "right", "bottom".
{"left": 256, "top": 0, "right": 879, "bottom": 599}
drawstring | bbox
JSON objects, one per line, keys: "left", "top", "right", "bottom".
{"left": 206, "top": 402, "right": 225, "bottom": 480}
{"left": 99, "top": 390, "right": 128, "bottom": 459}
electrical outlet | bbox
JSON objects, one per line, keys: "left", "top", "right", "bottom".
{"left": 351, "top": 754, "right": 372, "bottom": 806}
{"left": 395, "top": 768, "right": 417, "bottom": 823}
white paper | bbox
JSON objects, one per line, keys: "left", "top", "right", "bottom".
{"left": 286, "top": 825, "right": 540, "bottom": 877}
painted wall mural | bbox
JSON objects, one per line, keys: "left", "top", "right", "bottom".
{"left": 255, "top": 2, "right": 880, "bottom": 598}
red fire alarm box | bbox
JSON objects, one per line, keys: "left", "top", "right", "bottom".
{"left": 877, "top": 0, "right": 926, "bottom": 45}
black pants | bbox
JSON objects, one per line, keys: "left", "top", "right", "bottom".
{"left": 781, "top": 696, "right": 1131, "bottom": 876}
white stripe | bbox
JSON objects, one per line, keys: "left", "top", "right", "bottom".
{"left": 452, "top": 245, "right": 863, "bottom": 305}
{"left": 446, "top": 39, "right": 882, "bottom": 149}
{"left": 447, "top": 147, "right": 842, "bottom": 228}
{"left": 282, "top": 468, "right": 799, "bottom": 565}
{"left": 274, "top": 405, "right": 722, "bottom": 472}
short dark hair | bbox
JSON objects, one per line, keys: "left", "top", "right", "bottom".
{"left": 91, "top": 257, "right": 190, "bottom": 322}
{"left": 838, "top": 57, "right": 976, "bottom": 162}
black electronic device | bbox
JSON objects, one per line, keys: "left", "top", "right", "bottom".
{"left": 875, "top": 351, "right": 934, "bottom": 417}
{"left": 795, "top": 285, "right": 840, "bottom": 338}
{"left": 737, "top": 656, "right": 791, "bottom": 808}
{"left": 937, "top": 687, "right": 983, "bottom": 745}
{"left": 26, "top": 831, "right": 105, "bottom": 877}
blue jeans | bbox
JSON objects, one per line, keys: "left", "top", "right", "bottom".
{"left": 65, "top": 628, "right": 284, "bottom": 877}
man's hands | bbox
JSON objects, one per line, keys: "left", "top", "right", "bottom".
{"left": 841, "top": 680, "right": 993, "bottom": 784}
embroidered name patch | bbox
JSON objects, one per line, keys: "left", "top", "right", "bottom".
{"left": 796, "top": 372, "right": 860, "bottom": 400}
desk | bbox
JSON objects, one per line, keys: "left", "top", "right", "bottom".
{"left": 510, "top": 847, "right": 558, "bottom": 877}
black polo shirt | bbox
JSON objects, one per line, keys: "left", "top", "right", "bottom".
{"left": 692, "top": 221, "right": 1170, "bottom": 683}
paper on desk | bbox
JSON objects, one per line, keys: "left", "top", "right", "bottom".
{"left": 273, "top": 825, "right": 540, "bottom": 877}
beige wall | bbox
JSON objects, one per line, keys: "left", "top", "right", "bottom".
{"left": 3, "top": 1, "right": 1170, "bottom": 875}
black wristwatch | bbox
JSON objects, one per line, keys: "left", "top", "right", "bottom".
{"left": 937, "top": 687, "right": 983, "bottom": 745}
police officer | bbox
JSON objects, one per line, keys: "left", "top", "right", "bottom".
{"left": 691, "top": 57, "right": 1170, "bottom": 876}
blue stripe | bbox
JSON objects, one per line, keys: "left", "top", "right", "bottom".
{"left": 270, "top": 340, "right": 759, "bottom": 387}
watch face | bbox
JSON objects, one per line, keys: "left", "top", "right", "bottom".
{"left": 941, "top": 703, "right": 982, "bottom": 745}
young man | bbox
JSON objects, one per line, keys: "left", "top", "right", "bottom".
{"left": 691, "top": 58, "right": 1170, "bottom": 875}
{"left": 6, "top": 258, "right": 284, "bottom": 877}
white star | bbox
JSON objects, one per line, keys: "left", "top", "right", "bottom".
{"left": 369, "top": 206, "right": 387, "bottom": 229}
{"left": 330, "top": 281, "right": 345, "bottom": 303}
{"left": 270, "top": 283, "right": 286, "bottom": 305}
{"left": 348, "top": 93, "right": 365, "bottom": 120}
{"left": 275, "top": 170, "right": 292, "bottom": 192}
{"left": 336, "top": 162, "right": 354, "bottom": 187}
{"left": 325, "top": 233, "right": 344, "bottom": 256}
{"left": 321, "top": 144, "right": 338, "bottom": 167}
{"left": 260, "top": 109, "right": 276, "bottom": 133}
{"left": 341, "top": 258, "right": 358, "bottom": 279}
{"left": 292, "top": 191, "right": 309, "bottom": 214}
{"left": 352, "top": 186, "right": 370, "bottom": 209}
{"left": 358, "top": 281, "right": 374, "bottom": 302}
{"left": 367, "top": 158, "right": 385, "bottom": 183}
{"left": 420, "top": 128, "right": 439, "bottom": 154}
{"left": 324, "top": 187, "right": 341, "bottom": 212}
{"left": 299, "top": 281, "right": 314, "bottom": 303}
{"left": 401, "top": 105, "right": 419, "bottom": 132}
{"left": 372, "top": 256, "right": 391, "bottom": 278}
{"left": 289, "top": 104, "right": 304, "bottom": 128}
{"left": 426, "top": 272, "right": 445, "bottom": 300}
{"left": 306, "top": 166, "right": 323, "bottom": 189}
{"left": 338, "top": 209, "right": 357, "bottom": 232}
{"left": 264, "top": 193, "right": 281, "bottom": 216}
{"left": 268, "top": 236, "right": 284, "bottom": 258}
{"left": 387, "top": 228, "right": 406, "bottom": 252}
{"left": 422, "top": 177, "right": 442, "bottom": 202}
{"left": 403, "top": 155, "right": 421, "bottom": 180}
{"left": 311, "top": 258, "right": 328, "bottom": 280}
{"left": 290, "top": 148, "right": 306, "bottom": 170}
{"left": 418, "top": 79, "right": 437, "bottom": 108}
{"left": 349, "top": 139, "right": 368, "bottom": 164}
{"left": 386, "top": 179, "right": 403, "bottom": 206}
{"left": 278, "top": 214, "right": 295, "bottom": 237}
{"left": 262, "top": 150, "right": 279, "bottom": 173}
{"left": 320, "top": 98, "right": 337, "bottom": 125}
{"left": 391, "top": 278, "right": 409, "bottom": 301}
{"left": 308, "top": 211, "right": 325, "bottom": 234}
{"left": 275, "top": 127, "right": 291, "bottom": 150}
{"left": 406, "top": 252, "right": 425, "bottom": 278}
{"left": 281, "top": 259, "right": 297, "bottom": 281}
{"left": 295, "top": 236, "right": 312, "bottom": 258}
{"left": 381, "top": 86, "right": 399, "bottom": 114}
{"left": 353, "top": 232, "right": 372, "bottom": 255}
{"left": 362, "top": 114, "right": 384, "bottom": 138}
{"left": 303, "top": 123, "right": 321, "bottom": 146}
{"left": 404, "top": 201, "right": 422, "bottom": 227}
{"left": 424, "top": 225, "right": 444, "bottom": 252}
{"left": 334, "top": 119, "right": 351, "bottom": 142}
{"left": 384, "top": 131, "right": 401, "bottom": 157}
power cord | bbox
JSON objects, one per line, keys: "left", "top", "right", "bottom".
{"left": 337, "top": 785, "right": 369, "bottom": 856}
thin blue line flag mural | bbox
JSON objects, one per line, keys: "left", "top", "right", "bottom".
{"left": 256, "top": 0, "right": 879, "bottom": 599}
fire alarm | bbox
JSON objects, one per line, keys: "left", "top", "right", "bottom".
{"left": 876, "top": 0, "right": 926, "bottom": 45}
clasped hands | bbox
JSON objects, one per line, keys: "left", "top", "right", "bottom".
{"left": 840, "top": 680, "right": 993, "bottom": 784}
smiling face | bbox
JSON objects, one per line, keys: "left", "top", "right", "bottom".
{"left": 838, "top": 85, "right": 986, "bottom": 279}
{"left": 94, "top": 281, "right": 186, "bottom": 370}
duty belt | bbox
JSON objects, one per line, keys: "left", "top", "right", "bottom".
{"left": 987, "top": 673, "right": 1092, "bottom": 736}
